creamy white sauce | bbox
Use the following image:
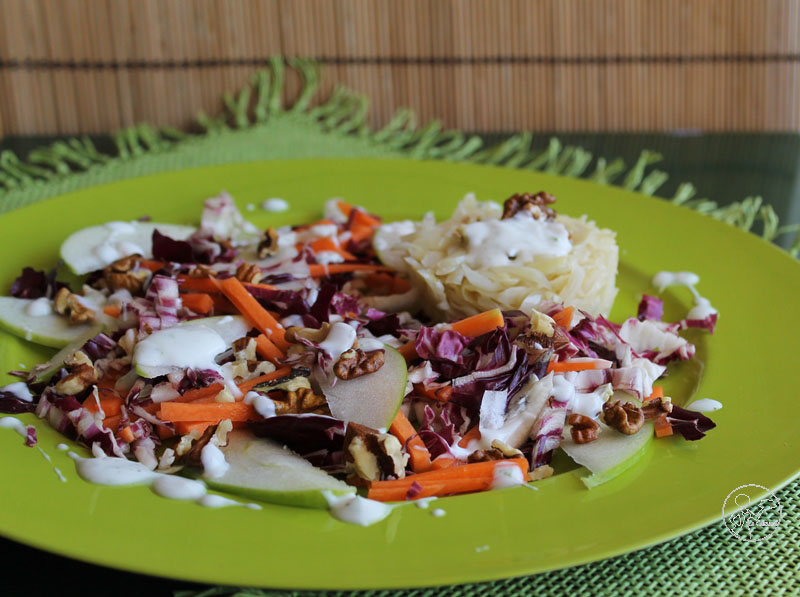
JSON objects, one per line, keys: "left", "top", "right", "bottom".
{"left": 318, "top": 322, "right": 357, "bottom": 362}
{"left": 324, "top": 492, "right": 393, "bottom": 526}
{"left": 244, "top": 391, "right": 276, "bottom": 418}
{"left": 459, "top": 214, "right": 571, "bottom": 268}
{"left": 415, "top": 497, "right": 437, "bottom": 509}
{"left": 686, "top": 398, "right": 723, "bottom": 412}
{"left": 314, "top": 251, "right": 345, "bottom": 265}
{"left": 569, "top": 383, "right": 613, "bottom": 418}
{"left": 246, "top": 203, "right": 256, "bottom": 211}
{"left": 475, "top": 545, "right": 490, "bottom": 552}
{"left": 152, "top": 476, "right": 207, "bottom": 500}
{"left": 200, "top": 443, "right": 230, "bottom": 479}
{"left": 262, "top": 198, "right": 290, "bottom": 212}
{"left": 431, "top": 508, "right": 446, "bottom": 517}
{"left": 1, "top": 382, "right": 33, "bottom": 402}
{"left": 653, "top": 271, "right": 718, "bottom": 320}
{"left": 357, "top": 338, "right": 385, "bottom": 352}
{"left": 490, "top": 463, "right": 526, "bottom": 489}
{"left": 25, "top": 297, "right": 53, "bottom": 317}
{"left": 0, "top": 416, "right": 30, "bottom": 438}
{"left": 133, "top": 325, "right": 227, "bottom": 373}
{"left": 56, "top": 443, "right": 69, "bottom": 451}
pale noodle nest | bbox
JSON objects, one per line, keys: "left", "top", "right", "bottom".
{"left": 374, "top": 194, "right": 618, "bottom": 321}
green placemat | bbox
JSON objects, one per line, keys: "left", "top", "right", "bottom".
{"left": 2, "top": 58, "right": 798, "bottom": 596}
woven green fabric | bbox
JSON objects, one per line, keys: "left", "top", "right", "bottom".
{"left": 1, "top": 58, "right": 798, "bottom": 596}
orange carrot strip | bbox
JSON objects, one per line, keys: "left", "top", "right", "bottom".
{"left": 336, "top": 200, "right": 354, "bottom": 217}
{"left": 351, "top": 208, "right": 381, "bottom": 229}
{"left": 210, "top": 294, "right": 237, "bottom": 314}
{"left": 174, "top": 421, "right": 215, "bottom": 436}
{"left": 255, "top": 334, "right": 283, "bottom": 364}
{"left": 83, "top": 393, "right": 123, "bottom": 416}
{"left": 305, "top": 237, "right": 357, "bottom": 261}
{"left": 307, "top": 264, "right": 393, "bottom": 277}
{"left": 398, "top": 342, "right": 418, "bottom": 361}
{"left": 645, "top": 385, "right": 664, "bottom": 401}
{"left": 139, "top": 260, "right": 166, "bottom": 272}
{"left": 430, "top": 456, "right": 457, "bottom": 470}
{"left": 552, "top": 306, "right": 574, "bottom": 329}
{"left": 238, "top": 367, "right": 293, "bottom": 393}
{"left": 177, "top": 276, "right": 221, "bottom": 293}
{"left": 654, "top": 415, "right": 674, "bottom": 438}
{"left": 118, "top": 426, "right": 136, "bottom": 443}
{"left": 244, "top": 281, "right": 278, "bottom": 292}
{"left": 457, "top": 425, "right": 481, "bottom": 448}
{"left": 349, "top": 223, "right": 375, "bottom": 243}
{"left": 173, "top": 384, "right": 224, "bottom": 403}
{"left": 102, "top": 414, "right": 122, "bottom": 433}
{"left": 389, "top": 411, "right": 432, "bottom": 473}
{"left": 546, "top": 359, "right": 613, "bottom": 374}
{"left": 450, "top": 308, "right": 505, "bottom": 338}
{"left": 157, "top": 425, "right": 176, "bottom": 440}
{"left": 170, "top": 367, "right": 292, "bottom": 405}
{"left": 367, "top": 458, "right": 529, "bottom": 501}
{"left": 159, "top": 401, "right": 256, "bottom": 423}
{"left": 103, "top": 304, "right": 122, "bottom": 318}
{"left": 218, "top": 277, "right": 289, "bottom": 352}
{"left": 181, "top": 293, "right": 214, "bottom": 315}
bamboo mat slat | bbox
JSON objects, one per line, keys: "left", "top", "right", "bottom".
{"left": 2, "top": 0, "right": 800, "bottom": 134}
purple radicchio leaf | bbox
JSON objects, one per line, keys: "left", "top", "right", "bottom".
{"left": 310, "top": 282, "right": 337, "bottom": 323}
{"left": 366, "top": 313, "right": 402, "bottom": 337}
{"left": 10, "top": 267, "right": 49, "bottom": 298}
{"left": 152, "top": 229, "right": 194, "bottom": 263}
{"left": 638, "top": 295, "right": 664, "bottom": 321}
{"left": 667, "top": 405, "right": 716, "bottom": 440}
{"left": 249, "top": 414, "right": 346, "bottom": 454}
{"left": 247, "top": 286, "right": 311, "bottom": 318}
{"left": 0, "top": 392, "right": 36, "bottom": 414}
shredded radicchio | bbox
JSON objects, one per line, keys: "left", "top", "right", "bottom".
{"left": 637, "top": 295, "right": 664, "bottom": 321}
{"left": 249, "top": 415, "right": 345, "bottom": 454}
{"left": 9, "top": 266, "right": 67, "bottom": 299}
{"left": 0, "top": 391, "right": 36, "bottom": 414}
{"left": 152, "top": 229, "right": 194, "bottom": 263}
{"left": 667, "top": 405, "right": 717, "bottom": 440}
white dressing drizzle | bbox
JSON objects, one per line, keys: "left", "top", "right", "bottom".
{"left": 25, "top": 297, "right": 53, "bottom": 317}
{"left": 415, "top": 497, "right": 437, "bottom": 509}
{"left": 133, "top": 325, "right": 227, "bottom": 373}
{"left": 200, "top": 443, "right": 230, "bottom": 479}
{"left": 686, "top": 398, "right": 723, "bottom": 412}
{"left": 431, "top": 508, "right": 446, "bottom": 517}
{"left": 244, "top": 391, "right": 276, "bottom": 418}
{"left": 0, "top": 382, "right": 33, "bottom": 402}
{"left": 262, "top": 198, "right": 289, "bottom": 212}
{"left": 490, "top": 462, "right": 526, "bottom": 489}
{"left": 652, "top": 271, "right": 717, "bottom": 320}
{"left": 323, "top": 492, "right": 393, "bottom": 526}
{"left": 318, "top": 322, "right": 357, "bottom": 363}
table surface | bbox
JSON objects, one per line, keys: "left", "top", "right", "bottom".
{"left": 1, "top": 131, "right": 798, "bottom": 596}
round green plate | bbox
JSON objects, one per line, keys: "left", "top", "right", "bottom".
{"left": 1, "top": 159, "right": 798, "bottom": 589}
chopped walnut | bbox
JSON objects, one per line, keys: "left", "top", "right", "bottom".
{"left": 344, "top": 422, "right": 407, "bottom": 481}
{"left": 491, "top": 439, "right": 524, "bottom": 458}
{"left": 285, "top": 324, "right": 330, "bottom": 344}
{"left": 187, "top": 264, "right": 216, "bottom": 278}
{"left": 502, "top": 191, "right": 557, "bottom": 220}
{"left": 529, "top": 465, "right": 554, "bottom": 481}
{"left": 602, "top": 400, "right": 645, "bottom": 435}
{"left": 567, "top": 414, "right": 600, "bottom": 444}
{"left": 54, "top": 350, "right": 98, "bottom": 395}
{"left": 333, "top": 348, "right": 385, "bottom": 380}
{"left": 642, "top": 397, "right": 673, "bottom": 419}
{"left": 54, "top": 287, "right": 96, "bottom": 324}
{"left": 271, "top": 387, "right": 329, "bottom": 415}
{"left": 257, "top": 227, "right": 280, "bottom": 259}
{"left": 235, "top": 262, "right": 263, "bottom": 284}
{"left": 232, "top": 337, "right": 258, "bottom": 361}
{"left": 467, "top": 448, "right": 506, "bottom": 463}
{"left": 103, "top": 255, "right": 152, "bottom": 293}
{"left": 183, "top": 425, "right": 218, "bottom": 468}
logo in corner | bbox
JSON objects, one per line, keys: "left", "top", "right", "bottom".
{"left": 722, "top": 484, "right": 782, "bottom": 542}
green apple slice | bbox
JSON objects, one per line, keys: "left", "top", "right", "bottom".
{"left": 314, "top": 345, "right": 407, "bottom": 430}
{"left": 204, "top": 431, "right": 355, "bottom": 509}
{"left": 561, "top": 420, "right": 654, "bottom": 489}
{"left": 60, "top": 221, "right": 195, "bottom": 275}
{"left": 0, "top": 296, "right": 103, "bottom": 349}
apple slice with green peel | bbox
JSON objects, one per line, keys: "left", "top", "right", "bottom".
{"left": 27, "top": 324, "right": 106, "bottom": 383}
{"left": 0, "top": 296, "right": 103, "bottom": 349}
{"left": 314, "top": 345, "right": 407, "bottom": 430}
{"left": 204, "top": 431, "right": 355, "bottom": 509}
{"left": 561, "top": 420, "right": 654, "bottom": 489}
{"left": 60, "top": 221, "right": 195, "bottom": 275}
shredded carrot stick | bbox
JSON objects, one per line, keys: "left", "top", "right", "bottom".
{"left": 413, "top": 383, "right": 452, "bottom": 402}
{"left": 181, "top": 293, "right": 214, "bottom": 315}
{"left": 159, "top": 401, "right": 256, "bottom": 423}
{"left": 645, "top": 385, "right": 664, "bottom": 401}
{"left": 255, "top": 334, "right": 283, "bottom": 364}
{"left": 174, "top": 421, "right": 214, "bottom": 435}
{"left": 170, "top": 367, "right": 292, "bottom": 404}
{"left": 238, "top": 367, "right": 293, "bottom": 392}
{"left": 349, "top": 223, "right": 375, "bottom": 243}
{"left": 546, "top": 358, "right": 613, "bottom": 374}
{"left": 401, "top": 308, "right": 506, "bottom": 362}
{"left": 336, "top": 200, "right": 354, "bottom": 217}
{"left": 307, "top": 263, "right": 393, "bottom": 277}
{"left": 654, "top": 415, "right": 674, "bottom": 438}
{"left": 351, "top": 208, "right": 381, "bottom": 229}
{"left": 457, "top": 425, "right": 481, "bottom": 448}
{"left": 303, "top": 237, "right": 357, "bottom": 261}
{"left": 389, "top": 411, "right": 432, "bottom": 473}
{"left": 103, "top": 304, "right": 122, "bottom": 318}
{"left": 177, "top": 276, "right": 221, "bottom": 294}
{"left": 552, "top": 306, "right": 574, "bottom": 329}
{"left": 102, "top": 414, "right": 122, "bottom": 433}
{"left": 157, "top": 425, "right": 175, "bottom": 440}
{"left": 210, "top": 294, "right": 237, "bottom": 314}
{"left": 139, "top": 260, "right": 166, "bottom": 272}
{"left": 365, "top": 272, "right": 412, "bottom": 294}
{"left": 82, "top": 393, "right": 123, "bottom": 416}
{"left": 218, "top": 277, "right": 289, "bottom": 352}
{"left": 367, "top": 458, "right": 529, "bottom": 501}
{"left": 118, "top": 426, "right": 136, "bottom": 443}
{"left": 430, "top": 456, "right": 457, "bottom": 470}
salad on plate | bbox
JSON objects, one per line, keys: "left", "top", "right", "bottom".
{"left": 0, "top": 191, "right": 720, "bottom": 525}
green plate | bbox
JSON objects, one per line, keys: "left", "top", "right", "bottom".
{"left": 1, "top": 159, "right": 798, "bottom": 589}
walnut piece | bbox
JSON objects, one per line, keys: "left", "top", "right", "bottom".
{"left": 53, "top": 287, "right": 96, "bottom": 324}
{"left": 285, "top": 324, "right": 330, "bottom": 345}
{"left": 235, "top": 262, "right": 263, "bottom": 284}
{"left": 333, "top": 348, "right": 385, "bottom": 380}
{"left": 567, "top": 414, "right": 600, "bottom": 444}
{"left": 344, "top": 422, "right": 407, "bottom": 481}
{"left": 467, "top": 448, "right": 506, "bottom": 463}
{"left": 54, "top": 350, "right": 98, "bottom": 395}
{"left": 602, "top": 400, "right": 645, "bottom": 435}
{"left": 272, "top": 387, "right": 329, "bottom": 415}
{"left": 641, "top": 397, "right": 673, "bottom": 419}
{"left": 103, "top": 254, "right": 151, "bottom": 293}
{"left": 183, "top": 424, "right": 218, "bottom": 468}
{"left": 257, "top": 227, "right": 280, "bottom": 259}
{"left": 502, "top": 191, "right": 557, "bottom": 220}
{"left": 529, "top": 464, "right": 554, "bottom": 481}
{"left": 187, "top": 264, "right": 216, "bottom": 278}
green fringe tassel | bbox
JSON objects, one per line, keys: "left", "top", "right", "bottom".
{"left": 0, "top": 57, "right": 797, "bottom": 256}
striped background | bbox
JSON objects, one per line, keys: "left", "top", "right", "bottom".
{"left": 1, "top": 0, "right": 799, "bottom": 135}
